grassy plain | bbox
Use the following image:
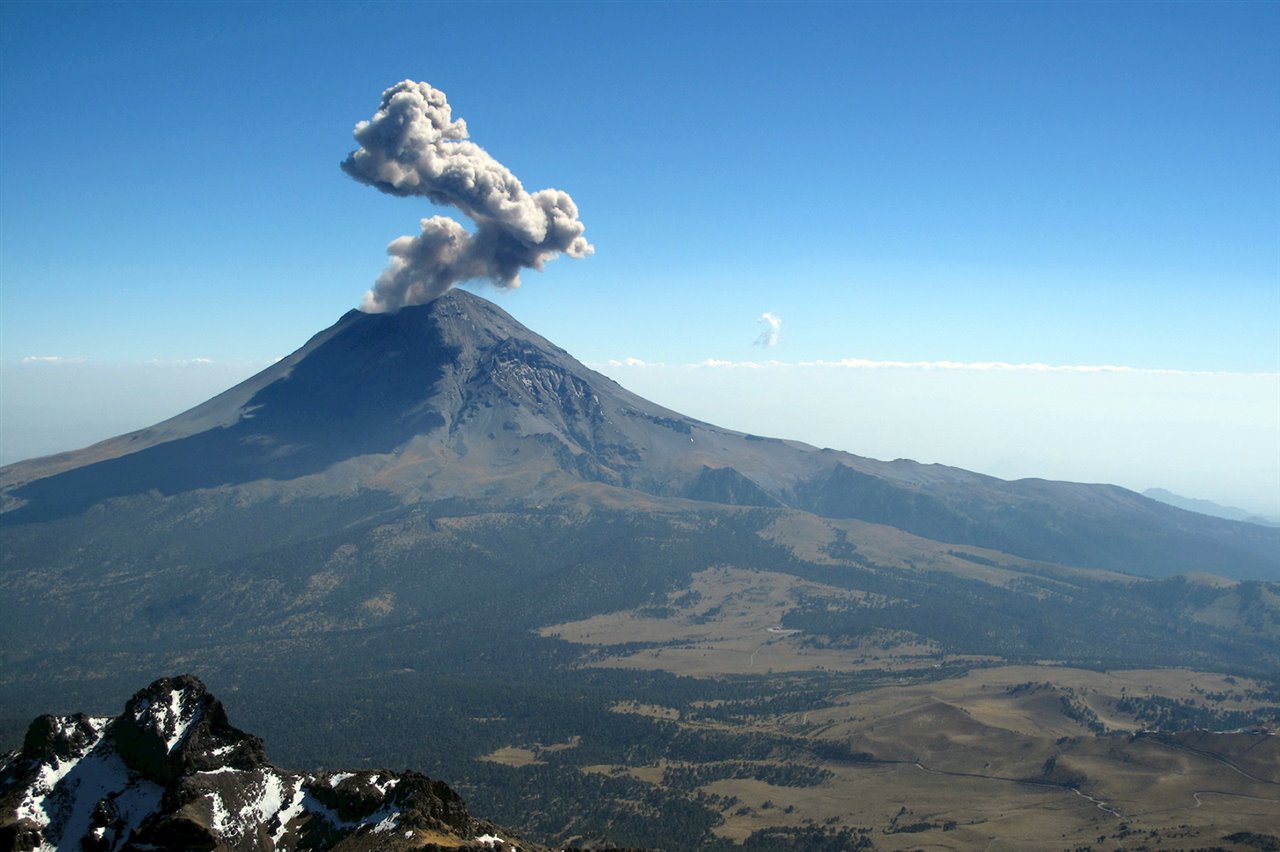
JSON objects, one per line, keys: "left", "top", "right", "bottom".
{"left": 591, "top": 670, "right": 1280, "bottom": 849}
{"left": 482, "top": 736, "right": 582, "bottom": 767}
{"left": 541, "top": 561, "right": 1279, "bottom": 849}
{"left": 541, "top": 566, "right": 973, "bottom": 676}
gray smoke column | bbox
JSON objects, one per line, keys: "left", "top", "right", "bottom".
{"left": 342, "top": 80, "right": 593, "bottom": 312}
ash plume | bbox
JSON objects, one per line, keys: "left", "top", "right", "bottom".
{"left": 342, "top": 80, "right": 593, "bottom": 312}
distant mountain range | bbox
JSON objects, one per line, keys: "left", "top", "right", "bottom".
{"left": 1143, "top": 488, "right": 1280, "bottom": 528}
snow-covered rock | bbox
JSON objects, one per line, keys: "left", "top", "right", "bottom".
{"left": 0, "top": 675, "right": 530, "bottom": 851}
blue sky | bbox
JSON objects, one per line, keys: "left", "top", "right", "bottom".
{"left": 2, "top": 1, "right": 1277, "bottom": 512}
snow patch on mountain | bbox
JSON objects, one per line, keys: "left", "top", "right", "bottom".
{"left": 128, "top": 687, "right": 203, "bottom": 755}
{"left": 6, "top": 715, "right": 164, "bottom": 851}
{"left": 271, "top": 781, "right": 306, "bottom": 846}
{"left": 1, "top": 675, "right": 532, "bottom": 851}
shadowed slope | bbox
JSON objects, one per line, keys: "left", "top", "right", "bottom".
{"left": 4, "top": 310, "right": 454, "bottom": 521}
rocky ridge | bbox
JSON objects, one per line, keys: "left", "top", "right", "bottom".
{"left": 0, "top": 675, "right": 531, "bottom": 852}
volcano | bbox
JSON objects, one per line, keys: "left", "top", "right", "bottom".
{"left": 3, "top": 289, "right": 1276, "bottom": 579}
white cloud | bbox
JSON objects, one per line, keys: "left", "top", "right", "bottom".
{"left": 594, "top": 353, "right": 1274, "bottom": 378}
{"left": 21, "top": 355, "right": 86, "bottom": 364}
{"left": 754, "top": 312, "right": 781, "bottom": 347}
{"left": 690, "top": 358, "right": 788, "bottom": 370}
{"left": 677, "top": 357, "right": 1261, "bottom": 376}
{"left": 19, "top": 355, "right": 239, "bottom": 368}
{"left": 142, "top": 357, "right": 215, "bottom": 367}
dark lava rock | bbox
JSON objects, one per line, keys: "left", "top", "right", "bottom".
{"left": 19, "top": 713, "right": 100, "bottom": 765}
{"left": 114, "top": 673, "right": 267, "bottom": 784}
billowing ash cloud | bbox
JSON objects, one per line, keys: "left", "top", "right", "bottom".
{"left": 343, "top": 80, "right": 593, "bottom": 312}
{"left": 755, "top": 312, "right": 781, "bottom": 347}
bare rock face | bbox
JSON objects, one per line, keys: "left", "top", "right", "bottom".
{"left": 0, "top": 675, "right": 533, "bottom": 852}
{"left": 19, "top": 714, "right": 100, "bottom": 766}
{"left": 113, "top": 674, "right": 268, "bottom": 786}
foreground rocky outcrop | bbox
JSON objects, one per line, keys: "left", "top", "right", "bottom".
{"left": 0, "top": 675, "right": 533, "bottom": 851}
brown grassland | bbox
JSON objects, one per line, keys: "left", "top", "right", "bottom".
{"left": 538, "top": 564, "right": 1279, "bottom": 849}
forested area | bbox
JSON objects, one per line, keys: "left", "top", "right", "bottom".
{"left": 3, "top": 499, "right": 1278, "bottom": 848}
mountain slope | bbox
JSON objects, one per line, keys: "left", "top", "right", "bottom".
{"left": 2, "top": 289, "right": 1277, "bottom": 580}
